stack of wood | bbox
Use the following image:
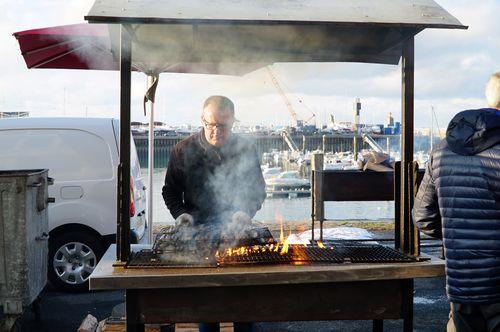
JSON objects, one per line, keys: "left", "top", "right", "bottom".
{"left": 77, "top": 314, "right": 161, "bottom": 332}
{"left": 77, "top": 314, "right": 234, "bottom": 331}
{"left": 175, "top": 323, "right": 234, "bottom": 331}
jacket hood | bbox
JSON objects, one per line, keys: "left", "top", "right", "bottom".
{"left": 446, "top": 108, "right": 500, "bottom": 155}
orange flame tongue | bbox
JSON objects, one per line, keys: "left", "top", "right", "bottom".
{"left": 276, "top": 213, "right": 289, "bottom": 254}
{"left": 279, "top": 219, "right": 284, "bottom": 243}
{"left": 280, "top": 239, "right": 289, "bottom": 255}
{"left": 317, "top": 241, "right": 325, "bottom": 249}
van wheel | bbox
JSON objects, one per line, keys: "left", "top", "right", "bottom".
{"left": 48, "top": 231, "right": 106, "bottom": 292}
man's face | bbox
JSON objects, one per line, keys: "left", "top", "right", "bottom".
{"left": 202, "top": 104, "right": 235, "bottom": 147}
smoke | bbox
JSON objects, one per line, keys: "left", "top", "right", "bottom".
{"left": 200, "top": 132, "right": 266, "bottom": 249}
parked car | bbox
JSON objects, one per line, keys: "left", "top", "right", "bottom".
{"left": 0, "top": 117, "right": 147, "bottom": 292}
{"left": 261, "top": 166, "right": 281, "bottom": 180}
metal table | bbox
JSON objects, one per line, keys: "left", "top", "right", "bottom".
{"left": 90, "top": 245, "right": 444, "bottom": 332}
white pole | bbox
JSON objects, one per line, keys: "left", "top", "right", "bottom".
{"left": 430, "top": 106, "right": 434, "bottom": 152}
{"left": 147, "top": 76, "right": 155, "bottom": 244}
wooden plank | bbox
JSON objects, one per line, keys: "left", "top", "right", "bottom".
{"left": 134, "top": 280, "right": 403, "bottom": 323}
{"left": 97, "top": 320, "right": 162, "bottom": 332}
{"left": 321, "top": 170, "right": 394, "bottom": 201}
{"left": 320, "top": 169, "right": 425, "bottom": 202}
{"left": 90, "top": 245, "right": 444, "bottom": 290}
{"left": 176, "top": 323, "right": 233, "bottom": 332}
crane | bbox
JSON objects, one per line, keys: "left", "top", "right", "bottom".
{"left": 265, "top": 66, "right": 316, "bottom": 128}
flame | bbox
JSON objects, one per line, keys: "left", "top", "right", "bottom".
{"left": 216, "top": 212, "right": 333, "bottom": 263}
{"left": 280, "top": 237, "right": 289, "bottom": 254}
{"left": 279, "top": 223, "right": 284, "bottom": 243}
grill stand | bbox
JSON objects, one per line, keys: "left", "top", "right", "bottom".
{"left": 81, "top": 3, "right": 459, "bottom": 327}
{"left": 124, "top": 278, "right": 415, "bottom": 332}
{"left": 90, "top": 244, "right": 444, "bottom": 332}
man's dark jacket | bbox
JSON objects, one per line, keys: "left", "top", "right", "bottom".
{"left": 413, "top": 108, "right": 500, "bottom": 304}
{"left": 162, "top": 130, "right": 266, "bottom": 224}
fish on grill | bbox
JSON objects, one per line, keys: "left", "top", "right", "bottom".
{"left": 152, "top": 224, "right": 275, "bottom": 265}
{"left": 153, "top": 224, "right": 219, "bottom": 264}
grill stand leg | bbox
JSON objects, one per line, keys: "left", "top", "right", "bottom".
{"left": 373, "top": 319, "right": 383, "bottom": 332}
{"left": 402, "top": 279, "right": 414, "bottom": 332}
{"left": 126, "top": 289, "right": 145, "bottom": 332}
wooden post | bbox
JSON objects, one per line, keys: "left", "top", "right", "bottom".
{"left": 409, "top": 161, "right": 420, "bottom": 256}
{"left": 373, "top": 319, "right": 383, "bottom": 332}
{"left": 394, "top": 161, "right": 401, "bottom": 251}
{"left": 311, "top": 153, "right": 324, "bottom": 241}
{"left": 126, "top": 289, "right": 145, "bottom": 332}
{"left": 400, "top": 37, "right": 414, "bottom": 255}
{"left": 353, "top": 135, "right": 358, "bottom": 161}
{"left": 117, "top": 24, "right": 132, "bottom": 262}
{"left": 402, "top": 279, "right": 414, "bottom": 332}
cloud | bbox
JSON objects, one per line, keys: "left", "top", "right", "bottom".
{"left": 0, "top": 1, "right": 498, "bottom": 130}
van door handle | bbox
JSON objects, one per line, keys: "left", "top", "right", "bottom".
{"left": 35, "top": 232, "right": 49, "bottom": 241}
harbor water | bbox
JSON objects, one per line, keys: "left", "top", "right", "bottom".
{"left": 145, "top": 168, "right": 394, "bottom": 224}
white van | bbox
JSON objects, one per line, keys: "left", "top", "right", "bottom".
{"left": 0, "top": 117, "right": 147, "bottom": 291}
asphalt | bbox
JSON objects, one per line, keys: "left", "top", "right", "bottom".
{"left": 17, "top": 246, "right": 450, "bottom": 332}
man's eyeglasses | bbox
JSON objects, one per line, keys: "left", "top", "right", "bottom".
{"left": 202, "top": 118, "right": 233, "bottom": 131}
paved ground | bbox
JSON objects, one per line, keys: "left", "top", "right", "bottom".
{"left": 17, "top": 245, "right": 450, "bottom": 332}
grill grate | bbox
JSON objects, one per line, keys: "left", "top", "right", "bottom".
{"left": 127, "top": 243, "right": 418, "bottom": 268}
{"left": 217, "top": 244, "right": 416, "bottom": 266}
{"left": 127, "top": 249, "right": 217, "bottom": 268}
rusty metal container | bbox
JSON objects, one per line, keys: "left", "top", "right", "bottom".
{"left": 0, "top": 169, "right": 51, "bottom": 331}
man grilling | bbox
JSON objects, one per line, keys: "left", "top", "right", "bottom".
{"left": 162, "top": 94, "right": 266, "bottom": 241}
{"left": 162, "top": 95, "right": 265, "bottom": 332}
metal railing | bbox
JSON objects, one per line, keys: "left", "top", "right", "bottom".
{"left": 133, "top": 134, "right": 401, "bottom": 168}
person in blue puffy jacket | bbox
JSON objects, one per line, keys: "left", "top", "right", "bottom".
{"left": 413, "top": 72, "right": 500, "bottom": 332}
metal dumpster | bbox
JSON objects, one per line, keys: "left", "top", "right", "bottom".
{"left": 0, "top": 169, "right": 51, "bottom": 331}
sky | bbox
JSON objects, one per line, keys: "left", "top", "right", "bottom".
{"left": 0, "top": 1, "right": 499, "bottom": 130}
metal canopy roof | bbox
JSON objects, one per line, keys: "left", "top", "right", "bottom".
{"left": 85, "top": 0, "right": 465, "bottom": 66}
{"left": 86, "top": 0, "right": 465, "bottom": 28}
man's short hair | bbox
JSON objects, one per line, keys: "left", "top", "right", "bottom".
{"left": 203, "top": 95, "right": 235, "bottom": 117}
{"left": 485, "top": 72, "right": 500, "bottom": 109}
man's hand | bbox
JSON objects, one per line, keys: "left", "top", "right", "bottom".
{"left": 231, "top": 211, "right": 252, "bottom": 228}
{"left": 175, "top": 213, "right": 194, "bottom": 227}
